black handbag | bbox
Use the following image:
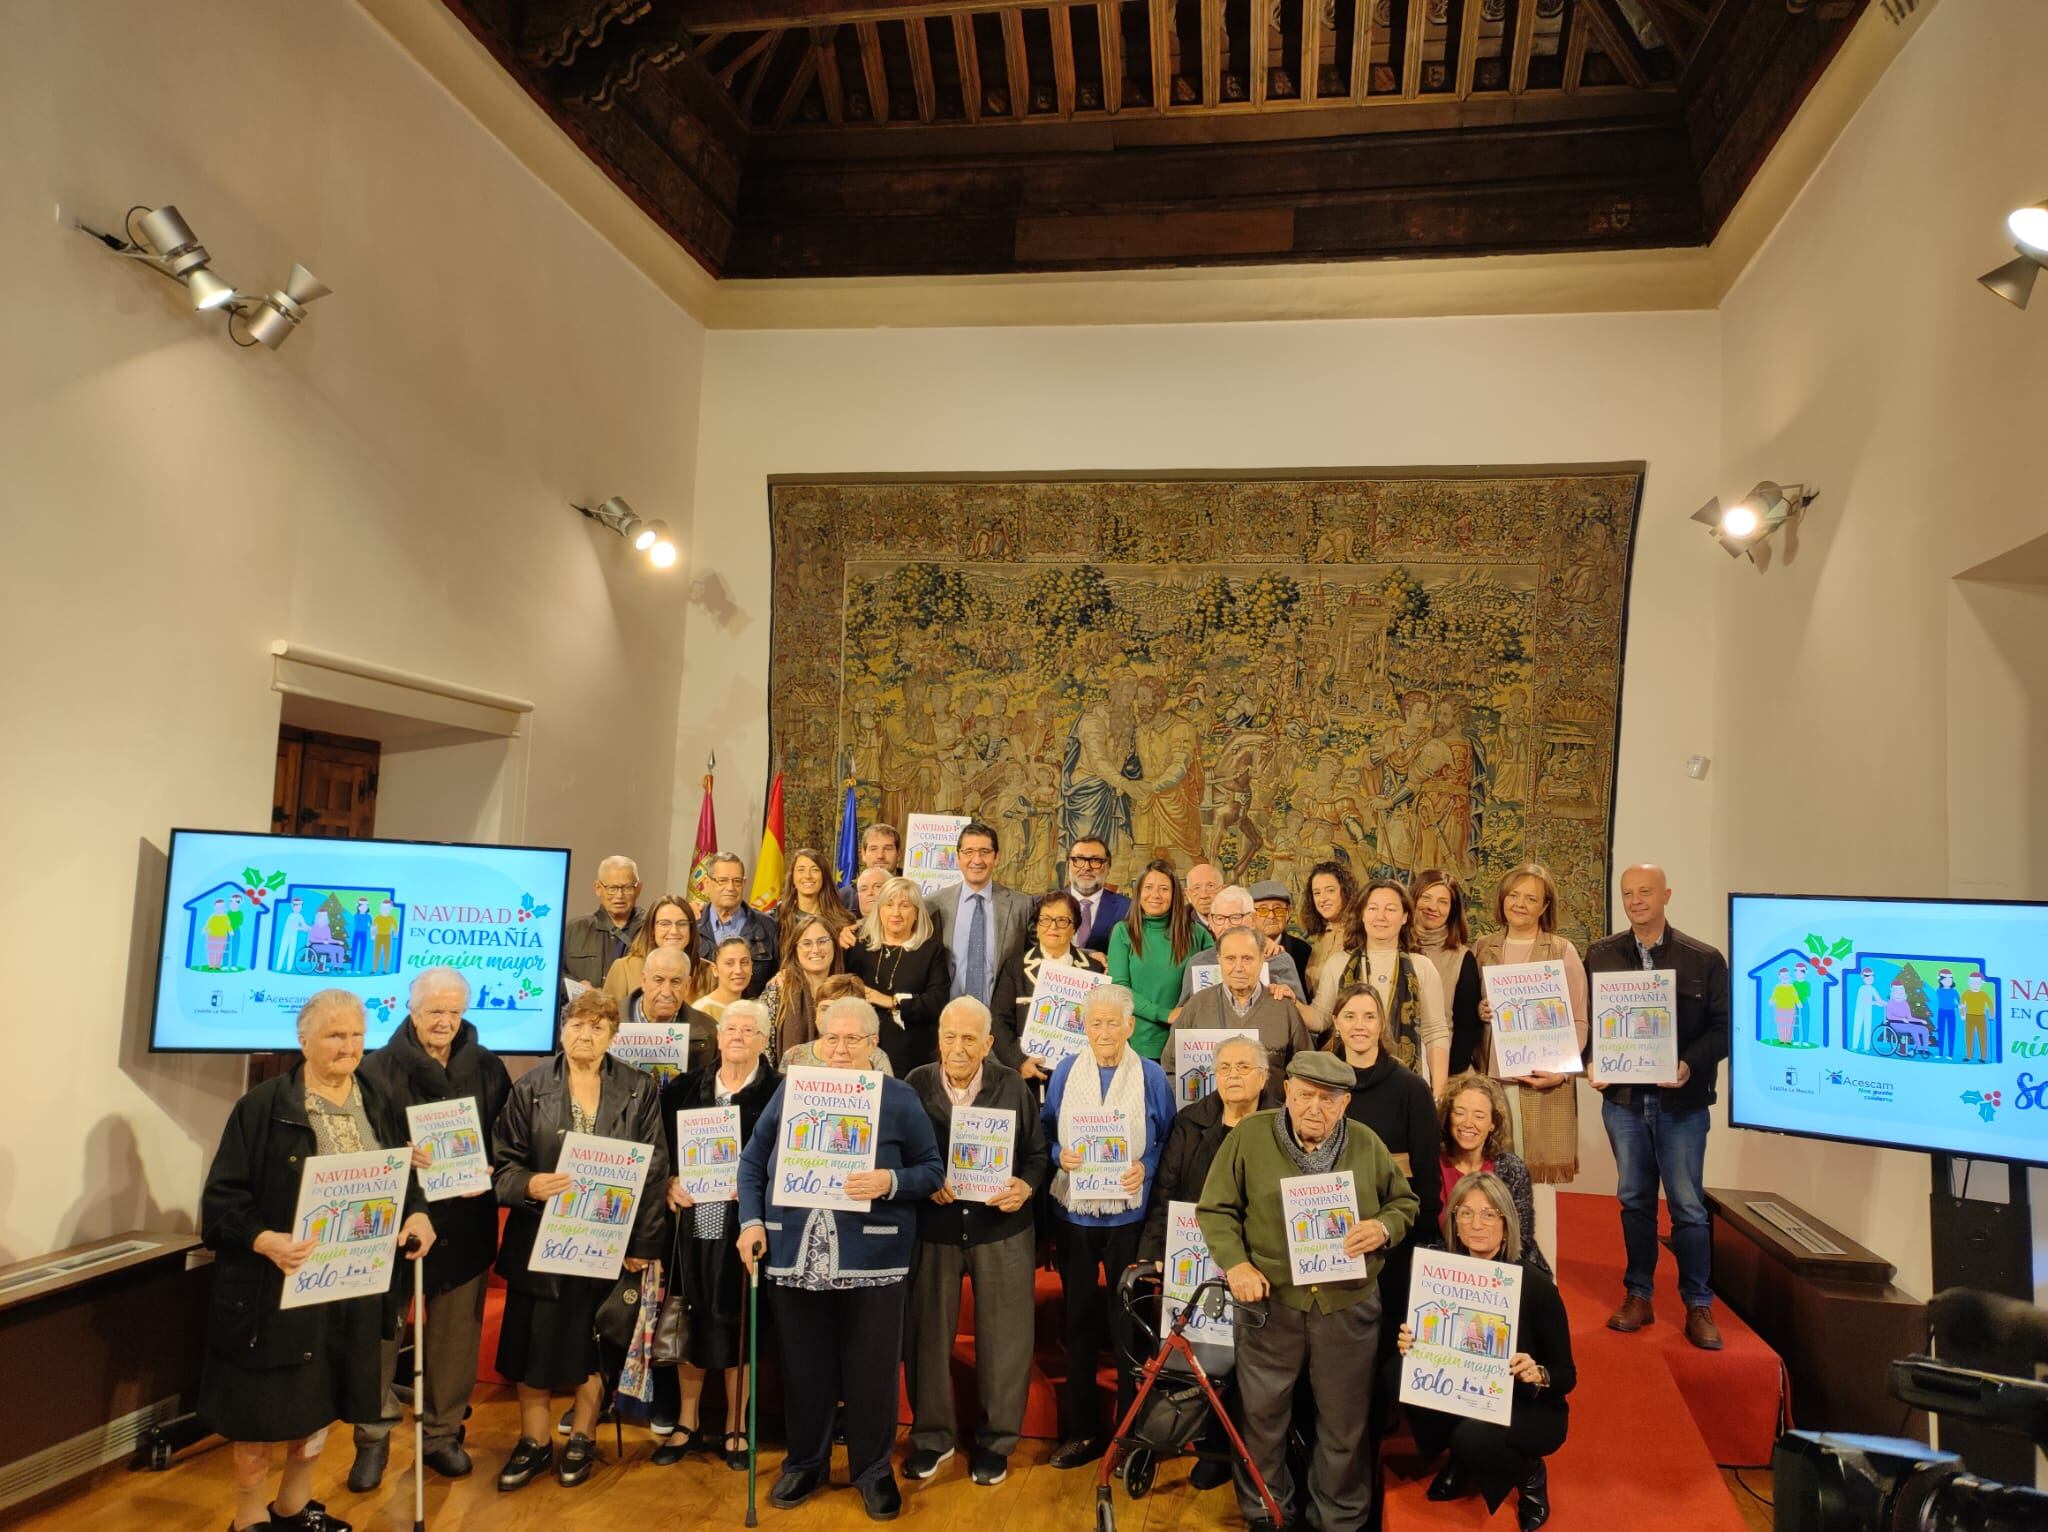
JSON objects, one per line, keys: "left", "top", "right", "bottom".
{"left": 594, "top": 1265, "right": 647, "bottom": 1351}
{"left": 651, "top": 1224, "right": 690, "bottom": 1365}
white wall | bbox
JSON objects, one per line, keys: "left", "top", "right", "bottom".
{"left": 683, "top": 312, "right": 1725, "bottom": 1194}
{"left": 0, "top": 0, "right": 704, "bottom": 1262}
{"left": 1712, "top": 0, "right": 2048, "bottom": 1306}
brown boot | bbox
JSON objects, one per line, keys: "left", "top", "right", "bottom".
{"left": 1685, "top": 1306, "right": 1724, "bottom": 1350}
{"left": 1606, "top": 1294, "right": 1655, "bottom": 1332}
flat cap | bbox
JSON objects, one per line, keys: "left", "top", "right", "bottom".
{"left": 1286, "top": 1051, "right": 1356, "bottom": 1090}
{"left": 1248, "top": 880, "right": 1292, "bottom": 905}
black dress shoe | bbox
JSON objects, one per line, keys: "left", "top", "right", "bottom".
{"left": 1427, "top": 1460, "right": 1471, "bottom": 1502}
{"left": 496, "top": 1438, "right": 553, "bottom": 1492}
{"left": 423, "top": 1442, "right": 473, "bottom": 1478}
{"left": 651, "top": 1427, "right": 706, "bottom": 1466}
{"left": 770, "top": 1466, "right": 823, "bottom": 1508}
{"left": 903, "top": 1445, "right": 954, "bottom": 1480}
{"left": 1517, "top": 1462, "right": 1551, "bottom": 1530}
{"left": 269, "top": 1503, "right": 353, "bottom": 1532}
{"left": 1049, "top": 1437, "right": 1105, "bottom": 1469}
{"left": 724, "top": 1431, "right": 750, "bottom": 1471}
{"left": 1189, "top": 1456, "right": 1232, "bottom": 1490}
{"left": 558, "top": 1433, "right": 598, "bottom": 1487}
{"left": 861, "top": 1473, "right": 904, "bottom": 1521}
{"left": 345, "top": 1438, "right": 388, "bottom": 1493}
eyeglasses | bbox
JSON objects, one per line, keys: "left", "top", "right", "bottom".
{"left": 1215, "top": 1061, "right": 1265, "bottom": 1077}
{"left": 1070, "top": 854, "right": 1109, "bottom": 867}
{"left": 708, "top": 876, "right": 745, "bottom": 889}
{"left": 1038, "top": 915, "right": 1076, "bottom": 929}
{"left": 598, "top": 882, "right": 640, "bottom": 895}
{"left": 1454, "top": 1207, "right": 1504, "bottom": 1225}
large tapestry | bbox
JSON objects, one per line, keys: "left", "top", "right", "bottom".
{"left": 766, "top": 470, "right": 1641, "bottom": 947}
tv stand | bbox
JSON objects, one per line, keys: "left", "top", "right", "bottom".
{"left": 1927, "top": 1153, "right": 2035, "bottom": 1483}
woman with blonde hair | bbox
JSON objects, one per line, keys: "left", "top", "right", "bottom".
{"left": 844, "top": 875, "right": 952, "bottom": 1074}
{"left": 1472, "top": 863, "right": 1588, "bottom": 1185}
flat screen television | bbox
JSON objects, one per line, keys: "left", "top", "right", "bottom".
{"left": 1728, "top": 893, "right": 2048, "bottom": 1166}
{"left": 150, "top": 828, "right": 570, "bottom": 1055}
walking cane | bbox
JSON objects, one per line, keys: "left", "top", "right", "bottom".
{"left": 744, "top": 1262, "right": 760, "bottom": 1528}
{"left": 403, "top": 1233, "right": 426, "bottom": 1532}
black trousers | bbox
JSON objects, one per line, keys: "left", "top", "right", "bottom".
{"left": 1055, "top": 1219, "right": 1141, "bottom": 1441}
{"left": 1408, "top": 1399, "right": 1568, "bottom": 1510}
{"left": 769, "top": 1280, "right": 909, "bottom": 1488}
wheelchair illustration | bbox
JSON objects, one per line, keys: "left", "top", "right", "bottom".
{"left": 1873, "top": 1016, "right": 1935, "bottom": 1059}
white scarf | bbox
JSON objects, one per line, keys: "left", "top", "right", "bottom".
{"left": 1053, "top": 1047, "right": 1149, "bottom": 1215}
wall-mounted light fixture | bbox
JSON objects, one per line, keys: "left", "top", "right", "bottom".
{"left": 1980, "top": 199, "right": 2048, "bottom": 310}
{"left": 575, "top": 496, "right": 677, "bottom": 568}
{"left": 68, "top": 202, "right": 329, "bottom": 349}
{"left": 1692, "top": 482, "right": 1818, "bottom": 568}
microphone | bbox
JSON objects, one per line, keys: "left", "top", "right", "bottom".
{"left": 1928, "top": 1288, "right": 2048, "bottom": 1371}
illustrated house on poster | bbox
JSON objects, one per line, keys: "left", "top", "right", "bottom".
{"left": 180, "top": 881, "right": 271, "bottom": 974}
{"left": 680, "top": 1136, "right": 738, "bottom": 1167}
{"left": 786, "top": 1111, "right": 874, "bottom": 1156}
{"left": 427, "top": 1127, "right": 481, "bottom": 1160}
{"left": 1290, "top": 1207, "right": 1353, "bottom": 1243}
{"left": 560, "top": 1180, "right": 635, "bottom": 1224}
{"left": 1745, "top": 949, "right": 1840, "bottom": 1045}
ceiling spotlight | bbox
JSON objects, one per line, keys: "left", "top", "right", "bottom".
{"left": 134, "top": 205, "right": 213, "bottom": 278}
{"left": 1692, "top": 481, "right": 1817, "bottom": 566}
{"left": 234, "top": 264, "right": 331, "bottom": 349}
{"left": 185, "top": 267, "right": 238, "bottom": 312}
{"left": 1981, "top": 198, "right": 2048, "bottom": 310}
{"left": 575, "top": 496, "right": 679, "bottom": 568}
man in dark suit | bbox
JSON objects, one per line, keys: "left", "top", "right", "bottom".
{"left": 1056, "top": 836, "right": 1129, "bottom": 956}
{"left": 930, "top": 821, "right": 1033, "bottom": 1009}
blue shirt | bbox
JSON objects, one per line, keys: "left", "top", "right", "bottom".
{"left": 947, "top": 885, "right": 999, "bottom": 1002}
{"left": 1040, "top": 1052, "right": 1177, "bottom": 1229}
{"left": 710, "top": 906, "right": 749, "bottom": 943}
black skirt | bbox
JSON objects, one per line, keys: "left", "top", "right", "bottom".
{"left": 197, "top": 1293, "right": 386, "bottom": 1443}
{"left": 676, "top": 1226, "right": 751, "bottom": 1372}
{"left": 496, "top": 1279, "right": 606, "bottom": 1393}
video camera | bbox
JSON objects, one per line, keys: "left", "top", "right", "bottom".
{"left": 1772, "top": 1291, "right": 2048, "bottom": 1532}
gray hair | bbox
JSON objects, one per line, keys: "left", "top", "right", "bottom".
{"left": 408, "top": 966, "right": 469, "bottom": 1011}
{"left": 597, "top": 854, "right": 640, "bottom": 882}
{"left": 296, "top": 987, "right": 366, "bottom": 1041}
{"left": 939, "top": 995, "right": 992, "bottom": 1037}
{"left": 1083, "top": 983, "right": 1136, "bottom": 1023}
{"left": 719, "top": 998, "right": 770, "bottom": 1037}
{"left": 1443, "top": 1170, "right": 1524, "bottom": 1265}
{"left": 707, "top": 851, "right": 745, "bottom": 880}
{"left": 1214, "top": 1033, "right": 1269, "bottom": 1070}
{"left": 819, "top": 995, "right": 882, "bottom": 1039}
{"left": 1211, "top": 884, "right": 1254, "bottom": 916}
{"left": 858, "top": 876, "right": 935, "bottom": 950}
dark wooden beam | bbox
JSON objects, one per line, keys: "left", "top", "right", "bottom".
{"left": 728, "top": 116, "right": 1702, "bottom": 275}
{"left": 1248, "top": 0, "right": 1266, "bottom": 106}
{"left": 814, "top": 25, "right": 845, "bottom": 122}
{"left": 714, "top": 29, "right": 777, "bottom": 86}
{"left": 737, "top": 30, "right": 782, "bottom": 115}
{"left": 1633, "top": 0, "right": 1697, "bottom": 63}
{"left": 770, "top": 34, "right": 822, "bottom": 123}
{"left": 1001, "top": 8, "right": 1030, "bottom": 117}
{"left": 1563, "top": 4, "right": 1591, "bottom": 92}
{"left": 1349, "top": 0, "right": 1373, "bottom": 102}
{"left": 905, "top": 15, "right": 937, "bottom": 120}
{"left": 1578, "top": 0, "right": 1652, "bottom": 90}
{"left": 1454, "top": 0, "right": 1481, "bottom": 99}
{"left": 1051, "top": 4, "right": 1078, "bottom": 117}
{"left": 1508, "top": 0, "right": 1538, "bottom": 94}
{"left": 1149, "top": 0, "right": 1172, "bottom": 111}
{"left": 855, "top": 18, "right": 890, "bottom": 120}
{"left": 1097, "top": 2, "right": 1123, "bottom": 113}
{"left": 1201, "top": 0, "right": 1220, "bottom": 107}
{"left": 1298, "top": 0, "right": 1321, "bottom": 103}
{"left": 953, "top": 12, "right": 982, "bottom": 121}
{"left": 1400, "top": 0, "right": 1427, "bottom": 98}
{"left": 682, "top": 0, "right": 1027, "bottom": 29}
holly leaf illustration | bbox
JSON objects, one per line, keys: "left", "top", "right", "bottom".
{"left": 265, "top": 871, "right": 286, "bottom": 889}
{"left": 243, "top": 866, "right": 261, "bottom": 885}
{"left": 1829, "top": 938, "right": 1853, "bottom": 959}
{"left": 1803, "top": 933, "right": 1827, "bottom": 956}
{"left": 520, "top": 893, "right": 536, "bottom": 912}
{"left": 533, "top": 903, "right": 550, "bottom": 918}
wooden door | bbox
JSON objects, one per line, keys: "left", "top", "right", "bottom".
{"left": 272, "top": 727, "right": 379, "bottom": 839}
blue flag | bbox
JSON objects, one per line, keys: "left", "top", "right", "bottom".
{"left": 833, "top": 769, "right": 859, "bottom": 893}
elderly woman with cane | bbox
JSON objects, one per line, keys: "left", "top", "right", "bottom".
{"left": 198, "top": 989, "right": 436, "bottom": 1532}
{"left": 737, "top": 996, "right": 944, "bottom": 1521}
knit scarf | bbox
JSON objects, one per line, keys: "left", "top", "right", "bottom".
{"left": 1053, "top": 1047, "right": 1149, "bottom": 1214}
{"left": 1274, "top": 1105, "right": 1346, "bottom": 1176}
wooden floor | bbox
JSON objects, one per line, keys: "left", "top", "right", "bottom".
{"left": 14, "top": 1387, "right": 1773, "bottom": 1531}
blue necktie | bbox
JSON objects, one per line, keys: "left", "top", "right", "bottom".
{"left": 964, "top": 892, "right": 990, "bottom": 1004}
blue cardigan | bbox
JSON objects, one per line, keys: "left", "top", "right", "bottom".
{"left": 739, "top": 1073, "right": 943, "bottom": 1281}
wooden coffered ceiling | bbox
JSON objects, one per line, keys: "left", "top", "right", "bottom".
{"left": 441, "top": 0, "right": 1871, "bottom": 279}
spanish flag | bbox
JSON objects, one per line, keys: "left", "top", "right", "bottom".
{"left": 749, "top": 772, "right": 787, "bottom": 911}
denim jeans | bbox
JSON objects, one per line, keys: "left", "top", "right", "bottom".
{"left": 1602, "top": 1093, "right": 1713, "bottom": 1309}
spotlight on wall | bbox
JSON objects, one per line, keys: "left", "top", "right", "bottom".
{"left": 575, "top": 496, "right": 677, "bottom": 569}
{"left": 1691, "top": 482, "right": 1818, "bottom": 566}
{"left": 1980, "top": 198, "right": 2048, "bottom": 309}
{"left": 69, "top": 202, "right": 330, "bottom": 348}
